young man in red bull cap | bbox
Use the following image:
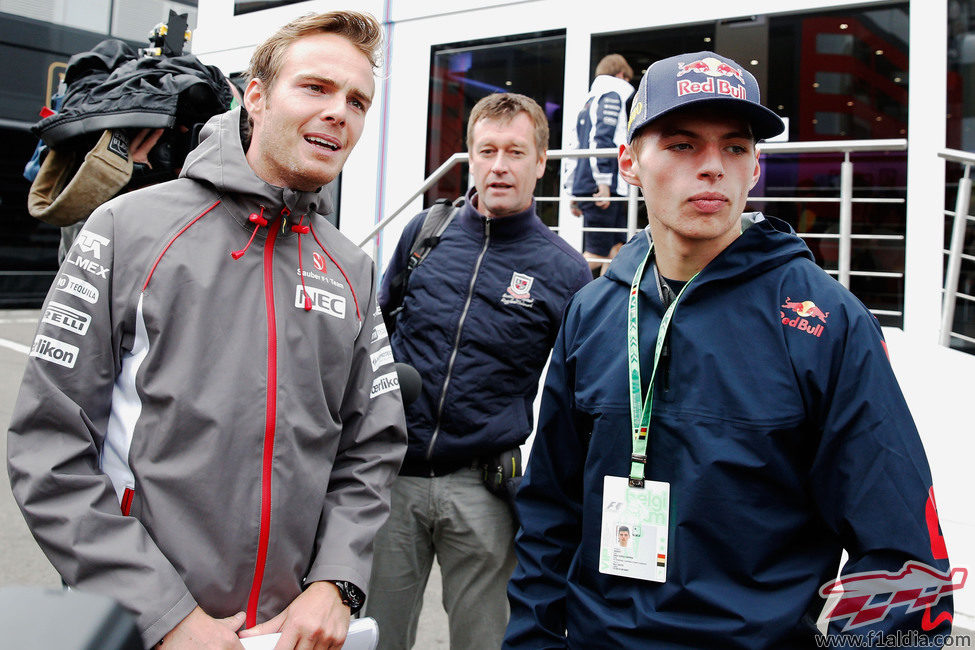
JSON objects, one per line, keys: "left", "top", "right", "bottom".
{"left": 504, "top": 51, "right": 956, "bottom": 648}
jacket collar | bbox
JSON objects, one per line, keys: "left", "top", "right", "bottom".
{"left": 588, "top": 74, "right": 635, "bottom": 103}
{"left": 456, "top": 186, "right": 539, "bottom": 241}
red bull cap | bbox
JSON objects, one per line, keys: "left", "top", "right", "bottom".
{"left": 627, "top": 51, "right": 785, "bottom": 142}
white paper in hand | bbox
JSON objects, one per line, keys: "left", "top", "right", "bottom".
{"left": 239, "top": 617, "right": 379, "bottom": 650}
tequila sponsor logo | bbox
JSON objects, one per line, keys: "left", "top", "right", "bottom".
{"left": 370, "top": 371, "right": 399, "bottom": 398}
{"left": 42, "top": 301, "right": 91, "bottom": 335}
{"left": 75, "top": 231, "right": 110, "bottom": 259}
{"left": 55, "top": 274, "right": 99, "bottom": 304}
{"left": 30, "top": 335, "right": 79, "bottom": 368}
{"left": 370, "top": 346, "right": 394, "bottom": 371}
{"left": 296, "top": 285, "right": 346, "bottom": 319}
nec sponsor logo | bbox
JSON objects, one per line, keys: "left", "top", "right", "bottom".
{"left": 67, "top": 254, "right": 110, "bottom": 279}
{"left": 30, "top": 335, "right": 79, "bottom": 368}
{"left": 75, "top": 231, "right": 110, "bottom": 260}
{"left": 371, "top": 346, "right": 394, "bottom": 371}
{"left": 370, "top": 371, "right": 399, "bottom": 399}
{"left": 43, "top": 301, "right": 91, "bottom": 335}
{"left": 55, "top": 274, "right": 99, "bottom": 304}
{"left": 295, "top": 285, "right": 346, "bottom": 318}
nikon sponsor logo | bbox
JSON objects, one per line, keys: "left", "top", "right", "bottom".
{"left": 30, "top": 335, "right": 79, "bottom": 368}
{"left": 370, "top": 346, "right": 394, "bottom": 371}
{"left": 370, "top": 371, "right": 399, "bottom": 399}
{"left": 55, "top": 273, "right": 99, "bottom": 304}
{"left": 42, "top": 301, "right": 91, "bottom": 335}
{"left": 296, "top": 285, "right": 346, "bottom": 319}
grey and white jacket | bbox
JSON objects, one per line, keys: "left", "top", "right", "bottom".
{"left": 7, "top": 107, "right": 407, "bottom": 647}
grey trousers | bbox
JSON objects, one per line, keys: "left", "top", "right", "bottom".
{"left": 366, "top": 468, "right": 517, "bottom": 650}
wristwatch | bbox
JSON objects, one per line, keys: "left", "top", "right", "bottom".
{"left": 326, "top": 580, "right": 364, "bottom": 614}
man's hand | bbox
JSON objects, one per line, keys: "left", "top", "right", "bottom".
{"left": 569, "top": 200, "right": 582, "bottom": 217}
{"left": 238, "top": 581, "right": 351, "bottom": 650}
{"left": 130, "top": 128, "right": 165, "bottom": 167}
{"left": 156, "top": 607, "right": 245, "bottom": 649}
{"left": 593, "top": 184, "right": 611, "bottom": 209}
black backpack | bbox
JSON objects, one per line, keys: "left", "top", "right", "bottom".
{"left": 382, "top": 197, "right": 462, "bottom": 331}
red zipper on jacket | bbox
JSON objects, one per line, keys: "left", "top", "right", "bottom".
{"left": 245, "top": 215, "right": 282, "bottom": 628}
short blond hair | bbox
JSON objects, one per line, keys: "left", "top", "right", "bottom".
{"left": 466, "top": 93, "right": 549, "bottom": 157}
{"left": 247, "top": 11, "right": 383, "bottom": 90}
{"left": 595, "top": 54, "right": 633, "bottom": 81}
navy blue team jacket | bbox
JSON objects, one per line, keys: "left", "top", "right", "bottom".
{"left": 379, "top": 189, "right": 591, "bottom": 476}
{"left": 504, "top": 215, "right": 954, "bottom": 648}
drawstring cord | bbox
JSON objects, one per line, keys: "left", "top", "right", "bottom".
{"left": 231, "top": 207, "right": 268, "bottom": 260}
{"left": 310, "top": 226, "right": 361, "bottom": 321}
{"left": 292, "top": 215, "right": 312, "bottom": 311}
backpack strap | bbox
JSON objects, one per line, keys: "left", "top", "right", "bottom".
{"left": 383, "top": 197, "right": 462, "bottom": 330}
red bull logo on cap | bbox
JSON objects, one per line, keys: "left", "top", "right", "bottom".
{"left": 781, "top": 296, "right": 829, "bottom": 337}
{"left": 676, "top": 56, "right": 747, "bottom": 100}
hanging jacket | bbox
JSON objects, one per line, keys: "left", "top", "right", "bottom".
{"left": 33, "top": 39, "right": 232, "bottom": 148}
{"left": 505, "top": 215, "right": 953, "bottom": 649}
{"left": 379, "top": 190, "right": 591, "bottom": 476}
{"left": 7, "top": 107, "right": 407, "bottom": 648}
{"left": 567, "top": 74, "right": 634, "bottom": 198}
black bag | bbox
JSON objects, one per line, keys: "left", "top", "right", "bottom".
{"left": 382, "top": 197, "right": 461, "bottom": 331}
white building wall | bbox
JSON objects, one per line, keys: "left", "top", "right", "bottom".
{"left": 193, "top": 0, "right": 973, "bottom": 625}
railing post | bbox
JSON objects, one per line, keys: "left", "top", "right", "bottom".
{"left": 627, "top": 184, "right": 639, "bottom": 241}
{"left": 940, "top": 163, "right": 972, "bottom": 346}
{"left": 838, "top": 152, "right": 853, "bottom": 288}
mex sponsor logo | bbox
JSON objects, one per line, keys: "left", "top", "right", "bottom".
{"left": 42, "top": 301, "right": 91, "bottom": 335}
{"left": 780, "top": 296, "right": 828, "bottom": 338}
{"left": 66, "top": 254, "right": 110, "bottom": 279}
{"left": 295, "top": 285, "right": 346, "bottom": 319}
{"left": 30, "top": 334, "right": 79, "bottom": 368}
{"left": 55, "top": 273, "right": 99, "bottom": 304}
{"left": 75, "top": 231, "right": 110, "bottom": 260}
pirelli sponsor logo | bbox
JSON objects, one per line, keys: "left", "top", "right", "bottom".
{"left": 370, "top": 371, "right": 399, "bottom": 399}
{"left": 42, "top": 301, "right": 91, "bottom": 335}
{"left": 30, "top": 335, "right": 79, "bottom": 368}
{"left": 296, "top": 285, "right": 346, "bottom": 319}
{"left": 55, "top": 273, "right": 99, "bottom": 304}
{"left": 370, "top": 346, "right": 394, "bottom": 371}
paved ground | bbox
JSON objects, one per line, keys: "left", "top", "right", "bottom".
{"left": 1, "top": 309, "right": 971, "bottom": 648}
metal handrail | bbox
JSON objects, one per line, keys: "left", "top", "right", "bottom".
{"left": 362, "top": 139, "right": 909, "bottom": 290}
{"left": 937, "top": 149, "right": 975, "bottom": 347}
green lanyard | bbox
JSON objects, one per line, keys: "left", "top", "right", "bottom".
{"left": 626, "top": 241, "right": 696, "bottom": 488}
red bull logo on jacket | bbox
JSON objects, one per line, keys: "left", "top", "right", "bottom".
{"left": 781, "top": 296, "right": 829, "bottom": 337}
{"left": 676, "top": 57, "right": 747, "bottom": 100}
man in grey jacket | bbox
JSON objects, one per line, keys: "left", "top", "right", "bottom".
{"left": 7, "top": 11, "right": 406, "bottom": 650}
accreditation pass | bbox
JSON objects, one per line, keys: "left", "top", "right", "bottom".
{"left": 599, "top": 475, "right": 670, "bottom": 582}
